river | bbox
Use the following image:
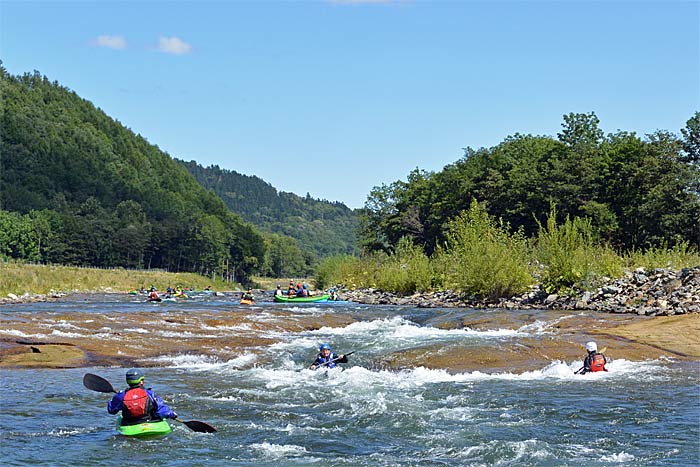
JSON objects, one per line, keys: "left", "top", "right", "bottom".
{"left": 0, "top": 294, "right": 698, "bottom": 466}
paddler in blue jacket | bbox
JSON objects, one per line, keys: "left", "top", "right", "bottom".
{"left": 309, "top": 343, "right": 348, "bottom": 370}
{"left": 107, "top": 369, "right": 178, "bottom": 425}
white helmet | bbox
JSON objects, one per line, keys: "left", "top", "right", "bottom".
{"left": 585, "top": 341, "right": 597, "bottom": 352}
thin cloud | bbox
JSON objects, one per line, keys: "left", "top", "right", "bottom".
{"left": 155, "top": 36, "right": 192, "bottom": 55}
{"left": 93, "top": 35, "right": 127, "bottom": 50}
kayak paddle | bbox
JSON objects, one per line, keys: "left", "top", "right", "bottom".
{"left": 82, "top": 373, "right": 216, "bottom": 433}
{"left": 313, "top": 351, "right": 355, "bottom": 369}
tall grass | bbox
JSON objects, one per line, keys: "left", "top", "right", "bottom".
{"left": 437, "top": 200, "right": 533, "bottom": 299}
{"left": 0, "top": 261, "right": 235, "bottom": 296}
{"left": 314, "top": 255, "right": 368, "bottom": 290}
{"left": 373, "top": 237, "right": 434, "bottom": 294}
{"left": 533, "top": 207, "right": 623, "bottom": 294}
{"left": 315, "top": 241, "right": 433, "bottom": 294}
{"left": 623, "top": 241, "right": 700, "bottom": 271}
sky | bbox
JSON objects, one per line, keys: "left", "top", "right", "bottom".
{"left": 1, "top": 1, "right": 698, "bottom": 209}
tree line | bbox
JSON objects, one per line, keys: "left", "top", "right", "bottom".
{"left": 358, "top": 112, "right": 700, "bottom": 257}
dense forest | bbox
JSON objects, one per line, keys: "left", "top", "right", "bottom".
{"left": 0, "top": 67, "right": 265, "bottom": 283}
{"left": 178, "top": 160, "right": 358, "bottom": 261}
{"left": 359, "top": 112, "right": 700, "bottom": 256}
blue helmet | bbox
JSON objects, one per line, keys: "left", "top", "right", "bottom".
{"left": 319, "top": 343, "right": 331, "bottom": 351}
{"left": 126, "top": 368, "right": 145, "bottom": 386}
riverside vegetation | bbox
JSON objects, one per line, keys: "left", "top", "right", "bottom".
{"left": 0, "top": 262, "right": 234, "bottom": 299}
{"left": 316, "top": 202, "right": 700, "bottom": 313}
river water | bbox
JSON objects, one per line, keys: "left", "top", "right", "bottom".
{"left": 1, "top": 295, "right": 698, "bottom": 466}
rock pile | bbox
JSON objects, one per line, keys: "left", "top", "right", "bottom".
{"left": 0, "top": 291, "right": 67, "bottom": 305}
{"left": 340, "top": 267, "right": 700, "bottom": 316}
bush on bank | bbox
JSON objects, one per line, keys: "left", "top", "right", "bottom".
{"left": 316, "top": 202, "right": 700, "bottom": 299}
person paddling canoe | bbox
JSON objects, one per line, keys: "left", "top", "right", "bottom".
{"left": 108, "top": 369, "right": 178, "bottom": 425}
{"left": 309, "top": 343, "right": 349, "bottom": 370}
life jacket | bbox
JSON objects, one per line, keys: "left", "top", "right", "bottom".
{"left": 317, "top": 353, "right": 337, "bottom": 368}
{"left": 590, "top": 353, "right": 606, "bottom": 372}
{"left": 122, "top": 387, "right": 154, "bottom": 423}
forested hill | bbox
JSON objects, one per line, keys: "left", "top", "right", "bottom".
{"left": 0, "top": 67, "right": 264, "bottom": 282}
{"left": 178, "top": 160, "right": 358, "bottom": 257}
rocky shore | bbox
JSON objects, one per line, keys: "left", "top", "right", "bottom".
{"left": 339, "top": 267, "right": 700, "bottom": 316}
{"left": 1, "top": 269, "right": 699, "bottom": 370}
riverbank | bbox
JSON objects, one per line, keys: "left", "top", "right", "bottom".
{"left": 0, "top": 262, "right": 236, "bottom": 298}
{"left": 340, "top": 266, "right": 700, "bottom": 316}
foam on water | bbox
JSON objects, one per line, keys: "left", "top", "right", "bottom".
{"left": 306, "top": 314, "right": 578, "bottom": 342}
{"left": 265, "top": 316, "right": 529, "bottom": 358}
{"left": 250, "top": 442, "right": 308, "bottom": 457}
{"left": 228, "top": 358, "right": 672, "bottom": 398}
{"left": 151, "top": 352, "right": 258, "bottom": 370}
{"left": 515, "top": 313, "right": 581, "bottom": 334}
{"left": 156, "top": 330, "right": 220, "bottom": 338}
{"left": 123, "top": 327, "right": 150, "bottom": 334}
{"left": 602, "top": 452, "right": 636, "bottom": 462}
{"left": 460, "top": 439, "right": 554, "bottom": 462}
{"left": 0, "top": 329, "right": 36, "bottom": 338}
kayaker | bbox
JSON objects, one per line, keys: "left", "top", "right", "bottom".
{"left": 288, "top": 280, "right": 296, "bottom": 297}
{"left": 295, "top": 283, "right": 306, "bottom": 297}
{"left": 329, "top": 288, "right": 339, "bottom": 301}
{"left": 309, "top": 343, "right": 348, "bottom": 370}
{"left": 242, "top": 288, "right": 254, "bottom": 302}
{"left": 107, "top": 369, "right": 178, "bottom": 425}
{"left": 576, "top": 341, "right": 609, "bottom": 374}
{"left": 274, "top": 284, "right": 283, "bottom": 297}
{"left": 147, "top": 288, "right": 160, "bottom": 302}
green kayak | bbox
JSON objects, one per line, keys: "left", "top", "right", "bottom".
{"left": 274, "top": 294, "right": 330, "bottom": 303}
{"left": 116, "top": 416, "right": 172, "bottom": 438}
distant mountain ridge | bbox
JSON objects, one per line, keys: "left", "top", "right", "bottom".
{"left": 178, "top": 160, "right": 359, "bottom": 258}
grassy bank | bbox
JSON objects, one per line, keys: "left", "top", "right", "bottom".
{"left": 0, "top": 262, "right": 238, "bottom": 296}
{"left": 316, "top": 203, "right": 700, "bottom": 298}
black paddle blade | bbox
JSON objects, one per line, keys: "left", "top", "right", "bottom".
{"left": 83, "top": 373, "right": 117, "bottom": 393}
{"left": 181, "top": 419, "right": 217, "bottom": 433}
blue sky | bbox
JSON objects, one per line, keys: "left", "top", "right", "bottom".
{"left": 2, "top": 1, "right": 698, "bottom": 209}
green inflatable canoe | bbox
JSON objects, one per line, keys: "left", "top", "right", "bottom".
{"left": 116, "top": 416, "right": 172, "bottom": 438}
{"left": 274, "top": 294, "right": 330, "bottom": 303}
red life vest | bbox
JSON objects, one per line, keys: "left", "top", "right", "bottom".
{"left": 122, "top": 387, "right": 153, "bottom": 421}
{"left": 590, "top": 354, "right": 606, "bottom": 372}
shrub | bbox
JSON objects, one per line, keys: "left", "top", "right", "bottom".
{"left": 534, "top": 206, "right": 623, "bottom": 294}
{"left": 440, "top": 200, "right": 533, "bottom": 299}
